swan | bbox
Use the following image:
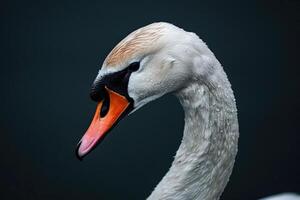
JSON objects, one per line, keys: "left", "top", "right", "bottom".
{"left": 76, "top": 22, "right": 299, "bottom": 200}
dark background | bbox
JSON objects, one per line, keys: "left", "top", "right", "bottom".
{"left": 0, "top": 0, "right": 299, "bottom": 199}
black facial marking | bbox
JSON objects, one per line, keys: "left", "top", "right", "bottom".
{"left": 90, "top": 79, "right": 105, "bottom": 102}
{"left": 90, "top": 62, "right": 140, "bottom": 102}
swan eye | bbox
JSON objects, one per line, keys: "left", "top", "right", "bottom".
{"left": 127, "top": 62, "right": 140, "bottom": 72}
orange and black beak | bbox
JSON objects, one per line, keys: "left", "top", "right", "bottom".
{"left": 76, "top": 62, "right": 140, "bottom": 160}
{"left": 76, "top": 86, "right": 132, "bottom": 160}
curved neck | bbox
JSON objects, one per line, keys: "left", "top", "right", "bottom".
{"left": 147, "top": 64, "right": 239, "bottom": 200}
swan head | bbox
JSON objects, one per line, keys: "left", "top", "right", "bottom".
{"left": 76, "top": 22, "right": 210, "bottom": 159}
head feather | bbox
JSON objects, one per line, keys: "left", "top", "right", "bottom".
{"left": 104, "top": 23, "right": 168, "bottom": 67}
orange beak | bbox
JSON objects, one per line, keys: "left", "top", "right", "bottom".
{"left": 76, "top": 87, "right": 130, "bottom": 159}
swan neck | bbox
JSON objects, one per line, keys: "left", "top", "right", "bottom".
{"left": 147, "top": 67, "right": 239, "bottom": 200}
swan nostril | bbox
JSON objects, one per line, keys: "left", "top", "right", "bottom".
{"left": 100, "top": 89, "right": 110, "bottom": 118}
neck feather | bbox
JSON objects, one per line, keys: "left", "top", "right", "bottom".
{"left": 147, "top": 63, "right": 239, "bottom": 200}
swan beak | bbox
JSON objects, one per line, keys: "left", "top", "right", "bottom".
{"left": 76, "top": 87, "right": 130, "bottom": 160}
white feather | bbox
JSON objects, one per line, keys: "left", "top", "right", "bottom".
{"left": 259, "top": 193, "right": 300, "bottom": 200}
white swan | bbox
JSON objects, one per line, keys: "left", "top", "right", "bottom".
{"left": 76, "top": 22, "right": 299, "bottom": 200}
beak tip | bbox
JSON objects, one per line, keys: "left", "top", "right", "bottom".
{"left": 75, "top": 141, "right": 84, "bottom": 161}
